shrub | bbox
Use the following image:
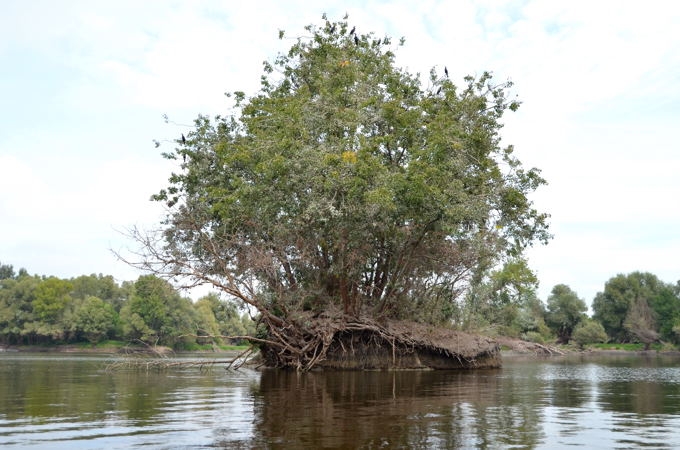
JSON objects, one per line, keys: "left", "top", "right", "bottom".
{"left": 571, "top": 320, "right": 608, "bottom": 348}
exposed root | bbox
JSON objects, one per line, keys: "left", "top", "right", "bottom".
{"left": 254, "top": 311, "right": 500, "bottom": 371}
{"left": 104, "top": 314, "right": 500, "bottom": 372}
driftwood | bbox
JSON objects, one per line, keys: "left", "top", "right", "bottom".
{"left": 496, "top": 336, "right": 566, "bottom": 356}
{"left": 105, "top": 346, "right": 257, "bottom": 372}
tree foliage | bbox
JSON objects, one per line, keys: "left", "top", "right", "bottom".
{"left": 460, "top": 257, "right": 546, "bottom": 338}
{"left": 194, "top": 293, "right": 254, "bottom": 345}
{"left": 71, "top": 274, "right": 126, "bottom": 311}
{"left": 0, "top": 262, "right": 15, "bottom": 280}
{"left": 623, "top": 293, "right": 659, "bottom": 348}
{"left": 143, "top": 17, "right": 549, "bottom": 334}
{"left": 0, "top": 273, "right": 40, "bottom": 343}
{"left": 545, "top": 284, "right": 587, "bottom": 344}
{"left": 119, "top": 275, "right": 196, "bottom": 346}
{"left": 571, "top": 319, "right": 608, "bottom": 348}
{"left": 592, "top": 272, "right": 673, "bottom": 343}
{"left": 649, "top": 282, "right": 680, "bottom": 343}
{"left": 71, "top": 296, "right": 117, "bottom": 344}
{"left": 0, "top": 266, "right": 252, "bottom": 348}
{"left": 32, "top": 277, "right": 72, "bottom": 324}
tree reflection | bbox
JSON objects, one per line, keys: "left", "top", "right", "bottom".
{"left": 247, "top": 368, "right": 547, "bottom": 448}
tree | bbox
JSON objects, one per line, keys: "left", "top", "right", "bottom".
{"left": 119, "top": 275, "right": 196, "bottom": 347}
{"left": 545, "top": 284, "right": 587, "bottom": 344}
{"left": 0, "top": 262, "right": 16, "bottom": 280}
{"left": 71, "top": 274, "right": 126, "bottom": 311}
{"left": 194, "top": 293, "right": 250, "bottom": 344}
{"left": 487, "top": 258, "right": 539, "bottom": 331}
{"left": 592, "top": 272, "right": 669, "bottom": 343}
{"left": 0, "top": 274, "right": 40, "bottom": 344}
{"left": 648, "top": 282, "right": 680, "bottom": 343}
{"left": 515, "top": 291, "right": 551, "bottom": 343}
{"left": 460, "top": 257, "right": 546, "bottom": 338}
{"left": 624, "top": 294, "right": 659, "bottom": 349}
{"left": 28, "top": 277, "right": 73, "bottom": 341}
{"left": 131, "top": 17, "right": 550, "bottom": 369}
{"left": 194, "top": 295, "right": 223, "bottom": 344}
{"left": 71, "top": 296, "right": 117, "bottom": 345}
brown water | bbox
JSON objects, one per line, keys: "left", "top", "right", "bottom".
{"left": 1, "top": 353, "right": 680, "bottom": 448}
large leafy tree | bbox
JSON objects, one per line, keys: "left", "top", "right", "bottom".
{"left": 0, "top": 275, "right": 40, "bottom": 344}
{"left": 120, "top": 275, "right": 196, "bottom": 346}
{"left": 649, "top": 282, "right": 680, "bottom": 343}
{"left": 25, "top": 277, "right": 73, "bottom": 341}
{"left": 194, "top": 293, "right": 251, "bottom": 342}
{"left": 461, "top": 257, "right": 541, "bottom": 334}
{"left": 545, "top": 284, "right": 587, "bottom": 344}
{"left": 70, "top": 274, "right": 126, "bottom": 312}
{"left": 136, "top": 18, "right": 549, "bottom": 367}
{"left": 71, "top": 296, "right": 118, "bottom": 344}
{"left": 592, "top": 272, "right": 668, "bottom": 343}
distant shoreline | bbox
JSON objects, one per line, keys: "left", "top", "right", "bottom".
{"left": 4, "top": 344, "right": 680, "bottom": 359}
{"left": 0, "top": 344, "right": 248, "bottom": 355}
{"left": 501, "top": 348, "right": 680, "bottom": 358}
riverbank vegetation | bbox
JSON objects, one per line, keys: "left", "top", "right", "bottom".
{"left": 0, "top": 264, "right": 255, "bottom": 350}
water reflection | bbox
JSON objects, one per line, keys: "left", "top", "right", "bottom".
{"left": 244, "top": 368, "right": 549, "bottom": 449}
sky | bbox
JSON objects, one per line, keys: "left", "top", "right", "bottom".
{"left": 1, "top": 0, "right": 679, "bottom": 306}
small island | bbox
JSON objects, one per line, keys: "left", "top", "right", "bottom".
{"left": 128, "top": 17, "right": 550, "bottom": 371}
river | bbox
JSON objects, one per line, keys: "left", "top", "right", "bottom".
{"left": 1, "top": 352, "right": 680, "bottom": 448}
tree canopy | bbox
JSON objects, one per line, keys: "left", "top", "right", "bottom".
{"left": 145, "top": 17, "right": 550, "bottom": 329}
{"left": 592, "top": 272, "right": 677, "bottom": 345}
{"left": 545, "top": 284, "right": 587, "bottom": 344}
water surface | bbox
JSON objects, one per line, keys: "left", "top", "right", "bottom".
{"left": 1, "top": 353, "right": 680, "bottom": 448}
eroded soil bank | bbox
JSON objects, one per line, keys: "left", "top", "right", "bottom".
{"left": 259, "top": 316, "right": 502, "bottom": 370}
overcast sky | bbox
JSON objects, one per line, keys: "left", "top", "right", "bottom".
{"left": 1, "top": 0, "right": 678, "bottom": 306}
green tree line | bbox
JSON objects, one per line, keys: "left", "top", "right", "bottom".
{"left": 463, "top": 267, "right": 680, "bottom": 349}
{"left": 0, "top": 261, "right": 254, "bottom": 349}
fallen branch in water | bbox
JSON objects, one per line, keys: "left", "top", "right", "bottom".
{"left": 532, "top": 342, "right": 566, "bottom": 356}
{"left": 104, "top": 346, "right": 259, "bottom": 372}
{"left": 496, "top": 336, "right": 566, "bottom": 356}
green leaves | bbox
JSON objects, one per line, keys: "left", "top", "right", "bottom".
{"left": 33, "top": 278, "right": 73, "bottom": 323}
{"left": 119, "top": 275, "right": 197, "bottom": 345}
{"left": 545, "top": 284, "right": 587, "bottom": 343}
{"left": 593, "top": 272, "right": 678, "bottom": 344}
{"left": 71, "top": 296, "right": 116, "bottom": 344}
